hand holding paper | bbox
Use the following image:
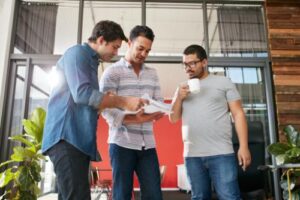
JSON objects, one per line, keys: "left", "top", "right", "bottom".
{"left": 124, "top": 94, "right": 172, "bottom": 115}
{"left": 142, "top": 94, "right": 172, "bottom": 114}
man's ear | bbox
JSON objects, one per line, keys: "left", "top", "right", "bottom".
{"left": 97, "top": 36, "right": 106, "bottom": 45}
{"left": 127, "top": 39, "right": 132, "bottom": 47}
{"left": 203, "top": 59, "right": 208, "bottom": 67}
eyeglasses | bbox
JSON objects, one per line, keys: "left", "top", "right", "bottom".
{"left": 182, "top": 60, "right": 202, "bottom": 70}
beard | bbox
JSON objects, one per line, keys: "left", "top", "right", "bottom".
{"left": 187, "top": 67, "right": 206, "bottom": 79}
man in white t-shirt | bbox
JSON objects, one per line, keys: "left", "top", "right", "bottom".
{"left": 169, "top": 44, "right": 251, "bottom": 200}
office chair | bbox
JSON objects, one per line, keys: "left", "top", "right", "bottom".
{"left": 160, "top": 165, "right": 167, "bottom": 183}
{"left": 90, "top": 167, "right": 113, "bottom": 200}
{"left": 232, "top": 121, "right": 266, "bottom": 200}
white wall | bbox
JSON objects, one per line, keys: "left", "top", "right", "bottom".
{"left": 0, "top": 0, "right": 15, "bottom": 122}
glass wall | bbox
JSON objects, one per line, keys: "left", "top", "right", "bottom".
{"left": 146, "top": 3, "right": 204, "bottom": 56}
{"left": 209, "top": 66, "right": 269, "bottom": 142}
{"left": 82, "top": 1, "right": 141, "bottom": 55}
{"left": 207, "top": 4, "right": 267, "bottom": 57}
{"left": 13, "top": 1, "right": 79, "bottom": 55}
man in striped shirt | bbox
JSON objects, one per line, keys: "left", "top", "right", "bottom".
{"left": 100, "top": 25, "right": 164, "bottom": 200}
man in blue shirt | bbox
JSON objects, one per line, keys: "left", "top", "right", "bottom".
{"left": 42, "top": 20, "right": 147, "bottom": 200}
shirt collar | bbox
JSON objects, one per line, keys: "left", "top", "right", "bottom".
{"left": 83, "top": 43, "right": 100, "bottom": 61}
{"left": 120, "top": 57, "right": 145, "bottom": 70}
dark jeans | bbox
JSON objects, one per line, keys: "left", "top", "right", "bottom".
{"left": 47, "top": 140, "right": 91, "bottom": 200}
{"left": 109, "top": 144, "right": 163, "bottom": 200}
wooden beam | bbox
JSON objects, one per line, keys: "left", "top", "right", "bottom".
{"left": 270, "top": 38, "right": 300, "bottom": 50}
{"left": 272, "top": 66, "right": 300, "bottom": 75}
{"left": 270, "top": 50, "right": 300, "bottom": 57}
{"left": 276, "top": 94, "right": 300, "bottom": 102}
{"left": 275, "top": 85, "right": 300, "bottom": 94}
{"left": 277, "top": 114, "right": 300, "bottom": 125}
{"left": 274, "top": 75, "right": 300, "bottom": 86}
{"left": 277, "top": 102, "right": 300, "bottom": 114}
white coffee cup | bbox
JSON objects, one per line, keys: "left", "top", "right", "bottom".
{"left": 188, "top": 78, "right": 201, "bottom": 94}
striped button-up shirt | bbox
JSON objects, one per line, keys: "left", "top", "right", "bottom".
{"left": 99, "top": 58, "right": 163, "bottom": 150}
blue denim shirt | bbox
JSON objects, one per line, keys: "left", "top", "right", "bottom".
{"left": 42, "top": 43, "right": 103, "bottom": 161}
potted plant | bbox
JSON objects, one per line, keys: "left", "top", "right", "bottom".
{"left": 0, "top": 107, "right": 46, "bottom": 200}
{"left": 267, "top": 125, "right": 300, "bottom": 199}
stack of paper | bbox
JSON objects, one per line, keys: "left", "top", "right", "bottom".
{"left": 124, "top": 93, "right": 172, "bottom": 115}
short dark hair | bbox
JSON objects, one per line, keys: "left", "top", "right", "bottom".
{"left": 183, "top": 45, "right": 207, "bottom": 60}
{"left": 88, "top": 20, "right": 128, "bottom": 43}
{"left": 129, "top": 25, "right": 155, "bottom": 42}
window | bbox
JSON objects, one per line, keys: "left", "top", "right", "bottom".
{"left": 82, "top": 1, "right": 141, "bottom": 55}
{"left": 146, "top": 3, "right": 204, "bottom": 56}
{"left": 207, "top": 4, "right": 267, "bottom": 57}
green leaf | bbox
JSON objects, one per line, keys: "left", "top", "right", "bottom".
{"left": 22, "top": 120, "right": 41, "bottom": 143}
{"left": 9, "top": 135, "right": 36, "bottom": 151}
{"left": 35, "top": 143, "right": 42, "bottom": 151}
{"left": 286, "top": 148, "right": 300, "bottom": 161}
{"left": 0, "top": 108, "right": 47, "bottom": 200}
{"left": 268, "top": 143, "right": 291, "bottom": 156}
{"left": 30, "top": 107, "right": 46, "bottom": 130}
{"left": 11, "top": 146, "right": 35, "bottom": 162}
{"left": 275, "top": 154, "right": 286, "bottom": 165}
{"left": 18, "top": 167, "right": 34, "bottom": 191}
{"left": 282, "top": 190, "right": 289, "bottom": 200}
{"left": 10, "top": 146, "right": 27, "bottom": 162}
{"left": 284, "top": 125, "right": 300, "bottom": 147}
{"left": 25, "top": 107, "right": 46, "bottom": 144}
{"left": 291, "top": 189, "right": 300, "bottom": 200}
{"left": 0, "top": 168, "right": 14, "bottom": 188}
{"left": 19, "top": 190, "right": 36, "bottom": 200}
{"left": 29, "top": 162, "right": 41, "bottom": 182}
{"left": 281, "top": 178, "right": 289, "bottom": 190}
{"left": 33, "top": 184, "right": 41, "bottom": 196}
{"left": 0, "top": 160, "right": 15, "bottom": 168}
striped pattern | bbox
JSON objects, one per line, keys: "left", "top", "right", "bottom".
{"left": 100, "top": 58, "right": 163, "bottom": 150}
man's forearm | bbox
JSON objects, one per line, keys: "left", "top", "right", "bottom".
{"left": 169, "top": 97, "right": 183, "bottom": 123}
{"left": 234, "top": 113, "right": 248, "bottom": 149}
{"left": 99, "top": 93, "right": 126, "bottom": 110}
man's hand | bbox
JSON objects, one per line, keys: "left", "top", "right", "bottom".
{"left": 124, "top": 110, "right": 164, "bottom": 124}
{"left": 178, "top": 84, "right": 190, "bottom": 101}
{"left": 237, "top": 147, "right": 251, "bottom": 171}
{"left": 136, "top": 110, "right": 164, "bottom": 123}
{"left": 99, "top": 92, "right": 148, "bottom": 111}
{"left": 123, "top": 96, "right": 149, "bottom": 111}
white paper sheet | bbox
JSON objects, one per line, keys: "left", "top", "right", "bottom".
{"left": 124, "top": 94, "right": 172, "bottom": 115}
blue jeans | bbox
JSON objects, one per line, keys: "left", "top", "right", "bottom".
{"left": 185, "top": 153, "right": 240, "bottom": 200}
{"left": 47, "top": 140, "right": 91, "bottom": 200}
{"left": 109, "top": 144, "right": 162, "bottom": 200}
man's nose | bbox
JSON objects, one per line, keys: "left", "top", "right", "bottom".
{"left": 141, "top": 51, "right": 148, "bottom": 58}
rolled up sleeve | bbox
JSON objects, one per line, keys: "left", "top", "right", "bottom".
{"left": 89, "top": 90, "right": 104, "bottom": 109}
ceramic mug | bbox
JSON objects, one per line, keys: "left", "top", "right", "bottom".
{"left": 187, "top": 78, "right": 201, "bottom": 94}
